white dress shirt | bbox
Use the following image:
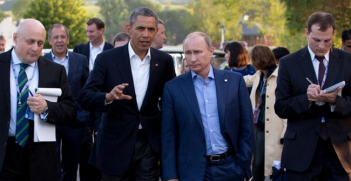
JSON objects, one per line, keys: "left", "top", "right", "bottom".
{"left": 9, "top": 49, "right": 39, "bottom": 136}
{"left": 128, "top": 42, "right": 151, "bottom": 129}
{"left": 307, "top": 45, "right": 334, "bottom": 121}
{"left": 89, "top": 41, "right": 105, "bottom": 72}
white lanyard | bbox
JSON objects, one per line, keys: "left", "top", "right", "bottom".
{"left": 11, "top": 61, "right": 37, "bottom": 106}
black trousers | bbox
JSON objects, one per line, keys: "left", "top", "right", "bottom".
{"left": 286, "top": 138, "right": 350, "bottom": 181}
{"left": 252, "top": 124, "right": 265, "bottom": 181}
{"left": 0, "top": 137, "right": 58, "bottom": 181}
{"left": 101, "top": 130, "right": 159, "bottom": 181}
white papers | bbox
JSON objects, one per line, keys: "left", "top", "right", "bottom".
{"left": 322, "top": 81, "right": 345, "bottom": 94}
{"left": 316, "top": 81, "right": 345, "bottom": 106}
{"left": 33, "top": 88, "right": 62, "bottom": 142}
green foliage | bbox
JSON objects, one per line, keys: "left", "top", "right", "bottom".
{"left": 159, "top": 7, "right": 190, "bottom": 45}
{"left": 187, "top": 0, "right": 243, "bottom": 46}
{"left": 23, "top": 0, "right": 89, "bottom": 48}
{"left": 97, "top": 0, "right": 162, "bottom": 43}
{"left": 281, "top": 0, "right": 351, "bottom": 50}
{"left": 0, "top": 9, "right": 6, "bottom": 22}
{"left": 12, "top": 0, "right": 32, "bottom": 22}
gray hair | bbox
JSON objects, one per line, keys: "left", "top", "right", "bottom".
{"left": 48, "top": 24, "right": 70, "bottom": 39}
{"left": 183, "top": 32, "right": 213, "bottom": 49}
{"left": 129, "top": 7, "right": 158, "bottom": 27}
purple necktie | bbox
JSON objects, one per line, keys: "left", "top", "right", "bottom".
{"left": 315, "top": 56, "right": 328, "bottom": 140}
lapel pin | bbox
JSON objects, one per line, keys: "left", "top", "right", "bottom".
{"left": 155, "top": 63, "right": 158, "bottom": 67}
{"left": 224, "top": 79, "right": 228, "bottom": 82}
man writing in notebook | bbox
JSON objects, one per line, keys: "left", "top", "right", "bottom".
{"left": 275, "top": 12, "right": 351, "bottom": 180}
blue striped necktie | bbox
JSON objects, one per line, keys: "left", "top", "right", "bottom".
{"left": 16, "top": 63, "right": 29, "bottom": 147}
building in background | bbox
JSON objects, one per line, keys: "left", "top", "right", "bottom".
{"left": 0, "top": 16, "right": 17, "bottom": 51}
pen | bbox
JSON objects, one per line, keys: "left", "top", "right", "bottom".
{"left": 306, "top": 77, "right": 314, "bottom": 85}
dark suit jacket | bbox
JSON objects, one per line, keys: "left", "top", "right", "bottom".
{"left": 44, "top": 51, "right": 89, "bottom": 124}
{"left": 275, "top": 47, "right": 351, "bottom": 173}
{"left": 73, "top": 41, "right": 114, "bottom": 62}
{"left": 73, "top": 41, "right": 114, "bottom": 131}
{"left": 79, "top": 43, "right": 176, "bottom": 175}
{"left": 161, "top": 69, "right": 255, "bottom": 181}
{"left": 0, "top": 49, "right": 76, "bottom": 180}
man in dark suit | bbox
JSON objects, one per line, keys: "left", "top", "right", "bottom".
{"left": 79, "top": 7, "right": 175, "bottom": 181}
{"left": 73, "top": 17, "right": 113, "bottom": 181}
{"left": 161, "top": 32, "right": 254, "bottom": 181}
{"left": 44, "top": 24, "right": 89, "bottom": 181}
{"left": 0, "top": 19, "right": 76, "bottom": 181}
{"left": 275, "top": 12, "right": 351, "bottom": 180}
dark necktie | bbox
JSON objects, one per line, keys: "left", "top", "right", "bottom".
{"left": 315, "top": 56, "right": 326, "bottom": 88}
{"left": 315, "top": 56, "right": 328, "bottom": 140}
{"left": 16, "top": 63, "right": 29, "bottom": 147}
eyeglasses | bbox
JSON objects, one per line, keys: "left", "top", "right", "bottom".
{"left": 51, "top": 35, "right": 68, "bottom": 40}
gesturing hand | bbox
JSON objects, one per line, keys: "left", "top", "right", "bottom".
{"left": 105, "top": 83, "right": 132, "bottom": 102}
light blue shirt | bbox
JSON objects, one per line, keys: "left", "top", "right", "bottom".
{"left": 51, "top": 50, "right": 69, "bottom": 76}
{"left": 191, "top": 66, "right": 229, "bottom": 155}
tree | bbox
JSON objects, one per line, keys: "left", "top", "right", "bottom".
{"left": 97, "top": 0, "right": 161, "bottom": 43}
{"left": 158, "top": 7, "right": 191, "bottom": 45}
{"left": 0, "top": 9, "right": 6, "bottom": 22}
{"left": 23, "top": 0, "right": 89, "bottom": 48}
{"left": 12, "top": 0, "right": 33, "bottom": 22}
{"left": 186, "top": 0, "right": 245, "bottom": 47}
{"left": 281, "top": 0, "right": 351, "bottom": 50}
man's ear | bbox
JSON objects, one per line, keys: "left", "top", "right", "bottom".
{"left": 305, "top": 28, "right": 310, "bottom": 39}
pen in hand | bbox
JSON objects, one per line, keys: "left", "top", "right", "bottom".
{"left": 306, "top": 77, "right": 314, "bottom": 85}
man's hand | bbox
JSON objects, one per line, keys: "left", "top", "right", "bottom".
{"left": 27, "top": 94, "right": 48, "bottom": 114}
{"left": 307, "top": 84, "right": 320, "bottom": 103}
{"left": 105, "top": 83, "right": 132, "bottom": 102}
{"left": 318, "top": 87, "right": 342, "bottom": 105}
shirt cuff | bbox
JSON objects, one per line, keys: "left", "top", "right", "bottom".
{"left": 40, "top": 107, "right": 49, "bottom": 121}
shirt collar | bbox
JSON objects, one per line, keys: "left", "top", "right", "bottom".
{"left": 307, "top": 45, "right": 330, "bottom": 62}
{"left": 128, "top": 41, "right": 151, "bottom": 60}
{"left": 191, "top": 65, "right": 214, "bottom": 80}
{"left": 89, "top": 40, "right": 105, "bottom": 51}
{"left": 51, "top": 49, "right": 69, "bottom": 60}
{"left": 11, "top": 48, "right": 36, "bottom": 67}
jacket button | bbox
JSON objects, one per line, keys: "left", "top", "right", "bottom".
{"left": 267, "top": 107, "right": 269, "bottom": 109}
{"left": 267, "top": 95, "right": 269, "bottom": 98}
{"left": 266, "top": 130, "right": 269, "bottom": 133}
{"left": 266, "top": 118, "right": 269, "bottom": 121}
{"left": 7, "top": 121, "right": 9, "bottom": 125}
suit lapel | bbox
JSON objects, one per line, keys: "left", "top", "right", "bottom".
{"left": 213, "top": 69, "right": 227, "bottom": 133}
{"left": 180, "top": 72, "right": 204, "bottom": 131}
{"left": 38, "top": 57, "right": 49, "bottom": 87}
{"left": 298, "top": 47, "right": 318, "bottom": 84}
{"left": 0, "top": 50, "right": 12, "bottom": 114}
{"left": 67, "top": 52, "right": 77, "bottom": 82}
{"left": 83, "top": 42, "right": 90, "bottom": 61}
{"left": 140, "top": 48, "right": 160, "bottom": 111}
{"left": 116, "top": 45, "right": 138, "bottom": 109}
{"left": 323, "top": 48, "right": 342, "bottom": 88}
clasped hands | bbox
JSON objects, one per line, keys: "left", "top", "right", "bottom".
{"left": 307, "top": 84, "right": 341, "bottom": 105}
{"left": 105, "top": 83, "right": 132, "bottom": 102}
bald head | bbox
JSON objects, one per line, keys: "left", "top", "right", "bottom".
{"left": 14, "top": 19, "right": 46, "bottom": 64}
{"left": 17, "top": 19, "right": 46, "bottom": 36}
